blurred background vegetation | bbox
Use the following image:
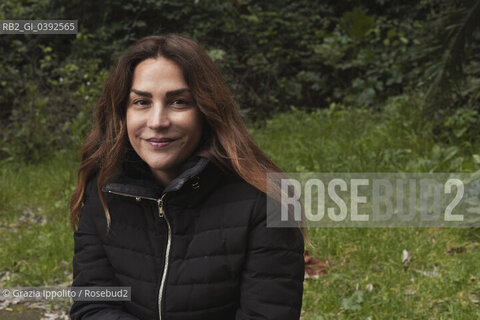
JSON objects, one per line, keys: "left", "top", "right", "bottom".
{"left": 1, "top": 0, "right": 480, "bottom": 318}
{"left": 1, "top": 0, "right": 479, "bottom": 163}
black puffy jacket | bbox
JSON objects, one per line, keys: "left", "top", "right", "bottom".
{"left": 70, "top": 155, "right": 304, "bottom": 320}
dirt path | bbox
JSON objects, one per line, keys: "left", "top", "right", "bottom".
{"left": 0, "top": 304, "right": 44, "bottom": 320}
{"left": 0, "top": 301, "right": 69, "bottom": 320}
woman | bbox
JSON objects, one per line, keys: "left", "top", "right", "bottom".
{"left": 70, "top": 33, "right": 305, "bottom": 320}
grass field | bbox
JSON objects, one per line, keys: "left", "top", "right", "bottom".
{"left": 1, "top": 99, "right": 480, "bottom": 318}
{"left": 0, "top": 153, "right": 75, "bottom": 287}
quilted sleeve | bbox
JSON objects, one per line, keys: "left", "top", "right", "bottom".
{"left": 70, "top": 178, "right": 140, "bottom": 320}
{"left": 235, "top": 192, "right": 305, "bottom": 320}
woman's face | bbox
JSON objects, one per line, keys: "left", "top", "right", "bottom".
{"left": 126, "top": 57, "right": 203, "bottom": 185}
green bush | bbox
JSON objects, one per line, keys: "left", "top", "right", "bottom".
{"left": 251, "top": 96, "right": 478, "bottom": 173}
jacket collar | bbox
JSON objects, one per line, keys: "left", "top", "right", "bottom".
{"left": 101, "top": 152, "right": 219, "bottom": 204}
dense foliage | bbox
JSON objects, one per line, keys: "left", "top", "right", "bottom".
{"left": 0, "top": 0, "right": 479, "bottom": 162}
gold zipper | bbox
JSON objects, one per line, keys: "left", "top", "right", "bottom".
{"left": 107, "top": 189, "right": 171, "bottom": 320}
{"left": 157, "top": 194, "right": 171, "bottom": 320}
{"left": 157, "top": 193, "right": 166, "bottom": 217}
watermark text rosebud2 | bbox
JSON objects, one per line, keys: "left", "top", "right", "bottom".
{"left": 266, "top": 173, "right": 480, "bottom": 228}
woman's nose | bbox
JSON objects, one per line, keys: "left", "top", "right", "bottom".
{"left": 147, "top": 103, "right": 170, "bottom": 129}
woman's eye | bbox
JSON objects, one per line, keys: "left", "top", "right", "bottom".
{"left": 171, "top": 99, "right": 192, "bottom": 108}
{"left": 172, "top": 99, "right": 187, "bottom": 105}
{"left": 133, "top": 99, "right": 149, "bottom": 106}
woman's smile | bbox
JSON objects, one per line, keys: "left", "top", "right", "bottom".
{"left": 144, "top": 137, "right": 177, "bottom": 149}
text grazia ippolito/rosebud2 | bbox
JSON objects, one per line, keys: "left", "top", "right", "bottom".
{"left": 0, "top": 287, "right": 131, "bottom": 301}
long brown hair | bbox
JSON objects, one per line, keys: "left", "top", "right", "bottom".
{"left": 70, "top": 34, "right": 308, "bottom": 242}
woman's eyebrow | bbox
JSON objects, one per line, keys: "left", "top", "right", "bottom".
{"left": 130, "top": 88, "right": 191, "bottom": 98}
{"left": 130, "top": 88, "right": 152, "bottom": 98}
{"left": 165, "top": 88, "right": 191, "bottom": 98}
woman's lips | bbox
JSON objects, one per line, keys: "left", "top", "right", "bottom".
{"left": 145, "top": 137, "right": 176, "bottom": 148}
